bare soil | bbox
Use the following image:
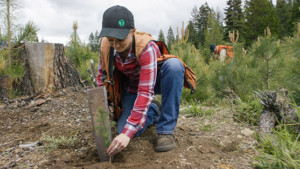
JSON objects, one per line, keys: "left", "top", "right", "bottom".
{"left": 0, "top": 87, "right": 258, "bottom": 169}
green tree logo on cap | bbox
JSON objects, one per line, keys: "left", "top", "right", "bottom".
{"left": 119, "top": 19, "right": 125, "bottom": 27}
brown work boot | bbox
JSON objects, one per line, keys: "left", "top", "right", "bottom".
{"left": 155, "top": 134, "right": 176, "bottom": 152}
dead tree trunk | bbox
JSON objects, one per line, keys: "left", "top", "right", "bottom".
{"left": 16, "top": 42, "right": 83, "bottom": 95}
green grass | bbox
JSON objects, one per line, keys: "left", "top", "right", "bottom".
{"left": 254, "top": 128, "right": 300, "bottom": 169}
{"left": 181, "top": 100, "right": 214, "bottom": 117}
{"left": 198, "top": 124, "right": 212, "bottom": 131}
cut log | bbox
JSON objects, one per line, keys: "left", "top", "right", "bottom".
{"left": 16, "top": 42, "right": 83, "bottom": 95}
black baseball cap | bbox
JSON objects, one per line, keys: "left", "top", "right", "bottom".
{"left": 210, "top": 44, "right": 216, "bottom": 53}
{"left": 100, "top": 5, "right": 135, "bottom": 40}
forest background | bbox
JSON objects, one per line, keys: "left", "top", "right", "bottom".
{"left": 0, "top": 0, "right": 300, "bottom": 168}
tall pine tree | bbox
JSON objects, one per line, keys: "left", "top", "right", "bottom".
{"left": 187, "top": 21, "right": 198, "bottom": 47}
{"left": 204, "top": 10, "right": 223, "bottom": 63}
{"left": 276, "top": 0, "right": 293, "bottom": 38}
{"left": 291, "top": 0, "right": 300, "bottom": 33}
{"left": 244, "top": 0, "right": 279, "bottom": 46}
{"left": 167, "top": 26, "right": 175, "bottom": 49}
{"left": 224, "top": 0, "right": 244, "bottom": 41}
{"left": 158, "top": 29, "right": 165, "bottom": 42}
{"left": 191, "top": 3, "right": 211, "bottom": 47}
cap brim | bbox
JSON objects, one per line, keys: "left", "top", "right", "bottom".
{"left": 100, "top": 28, "right": 130, "bottom": 40}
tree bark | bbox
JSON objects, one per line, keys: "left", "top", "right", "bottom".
{"left": 15, "top": 42, "right": 83, "bottom": 95}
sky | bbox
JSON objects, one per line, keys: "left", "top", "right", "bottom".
{"left": 17, "top": 0, "right": 230, "bottom": 45}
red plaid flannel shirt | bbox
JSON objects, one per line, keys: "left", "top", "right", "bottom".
{"left": 97, "top": 41, "right": 160, "bottom": 138}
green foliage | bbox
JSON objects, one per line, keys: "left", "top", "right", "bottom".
{"left": 167, "top": 26, "right": 175, "bottom": 49}
{"left": 181, "top": 100, "right": 214, "bottom": 117}
{"left": 248, "top": 35, "right": 280, "bottom": 90}
{"left": 88, "top": 31, "right": 100, "bottom": 52}
{"left": 244, "top": 0, "right": 279, "bottom": 46}
{"left": 14, "top": 21, "right": 39, "bottom": 46}
{"left": 198, "top": 124, "right": 212, "bottom": 131}
{"left": 173, "top": 26, "right": 299, "bottom": 107}
{"left": 291, "top": 0, "right": 300, "bottom": 31}
{"left": 69, "top": 47, "right": 98, "bottom": 84}
{"left": 254, "top": 128, "right": 300, "bottom": 169}
{"left": 66, "top": 21, "right": 98, "bottom": 84}
{"left": 190, "top": 3, "right": 211, "bottom": 47}
{"left": 277, "top": 37, "right": 300, "bottom": 104}
{"left": 204, "top": 10, "right": 224, "bottom": 63}
{"left": 158, "top": 29, "right": 165, "bottom": 43}
{"left": 170, "top": 41, "right": 216, "bottom": 102}
{"left": 95, "top": 108, "right": 111, "bottom": 147}
{"left": 204, "top": 10, "right": 223, "bottom": 47}
{"left": 40, "top": 132, "right": 78, "bottom": 151}
{"left": 276, "top": 0, "right": 293, "bottom": 39}
{"left": 232, "top": 97, "right": 263, "bottom": 125}
{"left": 224, "top": 34, "right": 283, "bottom": 100}
{"left": 224, "top": 0, "right": 245, "bottom": 42}
{"left": 186, "top": 21, "right": 198, "bottom": 48}
{"left": 0, "top": 48, "right": 24, "bottom": 79}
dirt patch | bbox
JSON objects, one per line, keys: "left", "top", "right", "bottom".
{"left": 0, "top": 87, "right": 258, "bottom": 168}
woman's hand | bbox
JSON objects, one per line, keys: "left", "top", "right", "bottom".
{"left": 107, "top": 133, "right": 130, "bottom": 155}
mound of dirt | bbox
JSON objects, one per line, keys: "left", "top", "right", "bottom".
{"left": 0, "top": 87, "right": 257, "bottom": 168}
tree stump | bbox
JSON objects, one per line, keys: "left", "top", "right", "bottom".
{"left": 17, "top": 42, "right": 83, "bottom": 95}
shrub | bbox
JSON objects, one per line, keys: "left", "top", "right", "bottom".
{"left": 232, "top": 96, "right": 263, "bottom": 126}
{"left": 40, "top": 132, "right": 78, "bottom": 151}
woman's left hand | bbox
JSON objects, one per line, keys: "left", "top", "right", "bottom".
{"left": 107, "top": 133, "right": 130, "bottom": 155}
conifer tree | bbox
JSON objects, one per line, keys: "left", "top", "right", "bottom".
{"left": 187, "top": 21, "right": 198, "bottom": 48}
{"left": 89, "top": 32, "right": 99, "bottom": 52}
{"left": 94, "top": 30, "right": 100, "bottom": 45}
{"left": 244, "top": 0, "right": 279, "bottom": 46}
{"left": 252, "top": 28, "right": 280, "bottom": 90}
{"left": 69, "top": 21, "right": 80, "bottom": 66}
{"left": 89, "top": 33, "right": 94, "bottom": 45}
{"left": 291, "top": 0, "right": 300, "bottom": 32}
{"left": 166, "top": 26, "right": 175, "bottom": 49}
{"left": 158, "top": 29, "right": 165, "bottom": 43}
{"left": 224, "top": 0, "right": 245, "bottom": 41}
{"left": 191, "top": 3, "right": 211, "bottom": 47}
{"left": 204, "top": 10, "right": 223, "bottom": 47}
{"left": 204, "top": 10, "right": 223, "bottom": 63}
{"left": 276, "top": 0, "right": 293, "bottom": 38}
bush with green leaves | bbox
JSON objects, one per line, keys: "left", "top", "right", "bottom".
{"left": 65, "top": 44, "right": 99, "bottom": 84}
{"left": 171, "top": 41, "right": 218, "bottom": 103}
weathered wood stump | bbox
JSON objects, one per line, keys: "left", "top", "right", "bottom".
{"left": 255, "top": 90, "right": 299, "bottom": 136}
{"left": 16, "top": 42, "right": 83, "bottom": 95}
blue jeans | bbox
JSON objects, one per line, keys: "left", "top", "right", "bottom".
{"left": 117, "top": 58, "right": 185, "bottom": 137}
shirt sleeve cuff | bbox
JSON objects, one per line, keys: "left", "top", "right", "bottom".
{"left": 121, "top": 122, "right": 138, "bottom": 139}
